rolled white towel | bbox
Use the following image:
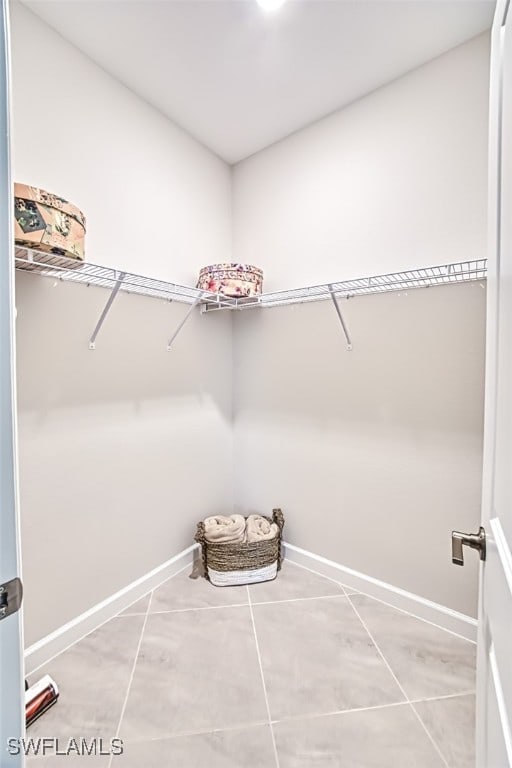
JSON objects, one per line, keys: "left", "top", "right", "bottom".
{"left": 204, "top": 514, "right": 246, "bottom": 544}
{"left": 246, "top": 514, "right": 278, "bottom": 543}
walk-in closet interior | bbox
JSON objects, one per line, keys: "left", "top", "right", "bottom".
{"left": 2, "top": 0, "right": 503, "bottom": 765}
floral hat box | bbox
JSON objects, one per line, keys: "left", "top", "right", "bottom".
{"left": 14, "top": 183, "right": 86, "bottom": 263}
{"left": 197, "top": 263, "right": 263, "bottom": 298}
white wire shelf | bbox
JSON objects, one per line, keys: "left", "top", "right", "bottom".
{"left": 13, "top": 249, "right": 487, "bottom": 350}
{"left": 15, "top": 249, "right": 487, "bottom": 312}
{"left": 233, "top": 259, "right": 488, "bottom": 310}
{"left": 14, "top": 247, "right": 238, "bottom": 310}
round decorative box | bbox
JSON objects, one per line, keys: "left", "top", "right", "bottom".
{"left": 197, "top": 263, "right": 263, "bottom": 298}
{"left": 14, "top": 183, "right": 86, "bottom": 263}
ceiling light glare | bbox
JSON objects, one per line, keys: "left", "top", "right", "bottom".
{"left": 256, "top": 0, "right": 287, "bottom": 11}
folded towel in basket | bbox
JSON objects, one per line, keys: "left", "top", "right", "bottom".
{"left": 204, "top": 514, "right": 246, "bottom": 544}
{"left": 246, "top": 514, "right": 279, "bottom": 543}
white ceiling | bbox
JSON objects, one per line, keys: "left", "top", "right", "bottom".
{"left": 22, "top": 0, "right": 495, "bottom": 163}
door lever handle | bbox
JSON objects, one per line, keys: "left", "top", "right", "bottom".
{"left": 451, "top": 526, "right": 486, "bottom": 566}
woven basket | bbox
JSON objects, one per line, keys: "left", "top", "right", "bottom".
{"left": 195, "top": 509, "right": 284, "bottom": 587}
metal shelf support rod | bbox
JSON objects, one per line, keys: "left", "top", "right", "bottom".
{"left": 328, "top": 284, "right": 353, "bottom": 351}
{"left": 89, "top": 271, "right": 126, "bottom": 350}
{"left": 167, "top": 294, "right": 203, "bottom": 351}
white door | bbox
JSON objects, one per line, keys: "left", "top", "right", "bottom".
{"left": 0, "top": 1, "right": 25, "bottom": 765}
{"left": 476, "top": 0, "right": 512, "bottom": 765}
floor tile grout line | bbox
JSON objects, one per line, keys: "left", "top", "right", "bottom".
{"left": 271, "top": 699, "right": 410, "bottom": 725}
{"left": 120, "top": 601, "right": 251, "bottom": 616}
{"left": 243, "top": 594, "right": 347, "bottom": 607}
{"left": 119, "top": 719, "right": 272, "bottom": 747}
{"left": 115, "top": 688, "right": 478, "bottom": 747}
{"left": 409, "top": 699, "right": 458, "bottom": 768}
{"left": 114, "top": 592, "right": 350, "bottom": 618}
{"left": 108, "top": 589, "right": 154, "bottom": 768}
{"left": 268, "top": 689, "right": 477, "bottom": 726}
{"left": 345, "top": 594, "right": 410, "bottom": 702}
{"left": 284, "top": 559, "right": 348, "bottom": 596}
{"left": 350, "top": 591, "right": 476, "bottom": 646}
{"left": 411, "top": 682, "right": 477, "bottom": 767}
{"left": 287, "top": 558, "right": 475, "bottom": 645}
{"left": 346, "top": 594, "right": 450, "bottom": 768}
{"left": 246, "top": 585, "right": 281, "bottom": 768}
{"left": 411, "top": 689, "right": 476, "bottom": 704}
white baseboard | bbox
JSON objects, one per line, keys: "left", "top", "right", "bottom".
{"left": 24, "top": 540, "right": 476, "bottom": 675}
{"left": 283, "top": 542, "right": 477, "bottom": 643}
{"left": 24, "top": 544, "right": 200, "bottom": 674}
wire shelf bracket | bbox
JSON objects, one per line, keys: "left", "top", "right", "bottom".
{"left": 89, "top": 271, "right": 126, "bottom": 350}
{"left": 167, "top": 294, "right": 203, "bottom": 351}
{"left": 327, "top": 284, "right": 353, "bottom": 351}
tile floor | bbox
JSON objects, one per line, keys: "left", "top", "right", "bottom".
{"left": 27, "top": 561, "right": 476, "bottom": 767}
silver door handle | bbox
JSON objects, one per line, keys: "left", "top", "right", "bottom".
{"left": 0, "top": 577, "right": 23, "bottom": 620}
{"left": 451, "top": 526, "right": 486, "bottom": 566}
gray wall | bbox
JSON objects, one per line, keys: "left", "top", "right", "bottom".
{"left": 16, "top": 272, "right": 233, "bottom": 645}
{"left": 18, "top": 274, "right": 485, "bottom": 646}
{"left": 233, "top": 282, "right": 486, "bottom": 618}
